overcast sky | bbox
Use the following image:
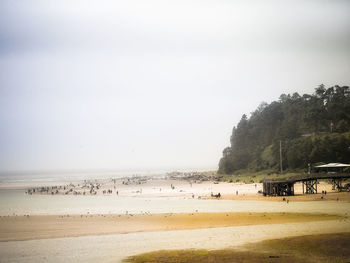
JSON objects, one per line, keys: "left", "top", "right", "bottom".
{"left": 1, "top": 0, "right": 350, "bottom": 172}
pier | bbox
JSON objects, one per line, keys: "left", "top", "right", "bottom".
{"left": 263, "top": 163, "right": 350, "bottom": 196}
{"left": 263, "top": 174, "right": 350, "bottom": 196}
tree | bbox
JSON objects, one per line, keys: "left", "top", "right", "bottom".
{"left": 218, "top": 84, "right": 350, "bottom": 174}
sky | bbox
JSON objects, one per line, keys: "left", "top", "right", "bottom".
{"left": 1, "top": 0, "right": 350, "bottom": 172}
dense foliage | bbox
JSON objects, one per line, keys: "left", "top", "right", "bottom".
{"left": 218, "top": 85, "right": 350, "bottom": 174}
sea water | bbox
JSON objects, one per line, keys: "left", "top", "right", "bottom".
{"left": 0, "top": 169, "right": 167, "bottom": 183}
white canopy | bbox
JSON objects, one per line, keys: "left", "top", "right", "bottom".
{"left": 314, "top": 163, "right": 350, "bottom": 168}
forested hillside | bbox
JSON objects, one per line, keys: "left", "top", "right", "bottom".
{"left": 218, "top": 85, "right": 350, "bottom": 174}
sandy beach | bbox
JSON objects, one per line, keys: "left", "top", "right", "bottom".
{"left": 1, "top": 176, "right": 348, "bottom": 202}
{"left": 124, "top": 232, "right": 350, "bottom": 263}
{"left": 1, "top": 219, "right": 350, "bottom": 263}
{"left": 220, "top": 191, "right": 350, "bottom": 202}
{"left": 1, "top": 177, "right": 350, "bottom": 262}
{"left": 0, "top": 212, "right": 342, "bottom": 242}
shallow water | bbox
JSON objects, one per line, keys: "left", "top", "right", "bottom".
{"left": 1, "top": 189, "right": 350, "bottom": 216}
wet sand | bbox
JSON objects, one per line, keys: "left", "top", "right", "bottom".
{"left": 125, "top": 232, "right": 350, "bottom": 263}
{"left": 0, "top": 212, "right": 342, "bottom": 242}
{"left": 1, "top": 219, "right": 349, "bottom": 263}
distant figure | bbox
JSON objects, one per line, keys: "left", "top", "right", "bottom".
{"left": 325, "top": 190, "right": 327, "bottom": 195}
{"left": 236, "top": 191, "right": 238, "bottom": 195}
{"left": 286, "top": 199, "right": 289, "bottom": 204}
{"left": 212, "top": 192, "right": 221, "bottom": 198}
{"left": 255, "top": 184, "right": 257, "bottom": 188}
{"left": 117, "top": 191, "right": 118, "bottom": 195}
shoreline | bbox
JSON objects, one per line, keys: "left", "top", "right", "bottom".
{"left": 0, "top": 212, "right": 343, "bottom": 242}
{"left": 1, "top": 177, "right": 349, "bottom": 202}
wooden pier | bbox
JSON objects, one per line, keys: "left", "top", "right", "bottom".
{"left": 263, "top": 179, "right": 294, "bottom": 196}
{"left": 263, "top": 173, "right": 350, "bottom": 196}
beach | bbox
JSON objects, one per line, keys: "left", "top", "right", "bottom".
{"left": 0, "top": 176, "right": 350, "bottom": 262}
{"left": 124, "top": 232, "right": 350, "bottom": 263}
{"left": 0, "top": 212, "right": 342, "bottom": 242}
{"left": 1, "top": 176, "right": 347, "bottom": 201}
{"left": 3, "top": 0, "right": 350, "bottom": 261}
{"left": 1, "top": 220, "right": 350, "bottom": 263}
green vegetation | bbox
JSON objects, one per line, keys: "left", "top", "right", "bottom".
{"left": 124, "top": 232, "right": 350, "bottom": 263}
{"left": 216, "top": 170, "right": 301, "bottom": 183}
{"left": 218, "top": 85, "right": 350, "bottom": 175}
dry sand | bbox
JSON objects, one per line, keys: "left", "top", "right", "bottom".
{"left": 219, "top": 191, "right": 350, "bottom": 202}
{"left": 0, "top": 212, "right": 343, "bottom": 242}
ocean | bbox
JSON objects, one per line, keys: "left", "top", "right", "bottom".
{"left": 0, "top": 167, "right": 214, "bottom": 183}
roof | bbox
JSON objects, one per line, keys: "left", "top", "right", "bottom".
{"left": 314, "top": 163, "right": 350, "bottom": 168}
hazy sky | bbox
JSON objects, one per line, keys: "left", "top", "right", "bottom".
{"left": 1, "top": 0, "right": 350, "bottom": 172}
